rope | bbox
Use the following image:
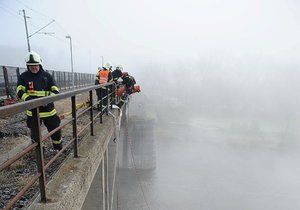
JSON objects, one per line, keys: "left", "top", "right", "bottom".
{"left": 124, "top": 103, "right": 151, "bottom": 210}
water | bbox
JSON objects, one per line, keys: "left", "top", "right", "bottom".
{"left": 117, "top": 116, "right": 300, "bottom": 210}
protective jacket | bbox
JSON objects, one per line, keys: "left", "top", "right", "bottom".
{"left": 111, "top": 69, "right": 123, "bottom": 82}
{"left": 17, "top": 69, "right": 59, "bottom": 118}
{"left": 95, "top": 70, "right": 112, "bottom": 85}
{"left": 129, "top": 75, "right": 136, "bottom": 84}
{"left": 122, "top": 75, "right": 135, "bottom": 94}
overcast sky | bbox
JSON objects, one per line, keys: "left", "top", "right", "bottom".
{"left": 1, "top": 0, "right": 300, "bottom": 75}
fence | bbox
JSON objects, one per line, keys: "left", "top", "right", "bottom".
{"left": 0, "top": 82, "right": 120, "bottom": 209}
{"left": 0, "top": 66, "right": 95, "bottom": 98}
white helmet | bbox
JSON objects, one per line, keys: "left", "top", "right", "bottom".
{"left": 103, "top": 62, "right": 112, "bottom": 70}
{"left": 116, "top": 65, "right": 123, "bottom": 71}
{"left": 25, "top": 51, "right": 42, "bottom": 66}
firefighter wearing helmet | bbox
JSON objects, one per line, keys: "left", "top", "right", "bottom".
{"left": 16, "top": 51, "right": 63, "bottom": 150}
{"left": 95, "top": 62, "right": 113, "bottom": 109}
{"left": 111, "top": 64, "right": 123, "bottom": 82}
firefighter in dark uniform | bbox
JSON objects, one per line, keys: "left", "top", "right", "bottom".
{"left": 95, "top": 62, "right": 112, "bottom": 108}
{"left": 118, "top": 72, "right": 136, "bottom": 107}
{"left": 16, "top": 51, "right": 62, "bottom": 150}
{"left": 111, "top": 65, "right": 123, "bottom": 82}
{"left": 122, "top": 72, "right": 135, "bottom": 94}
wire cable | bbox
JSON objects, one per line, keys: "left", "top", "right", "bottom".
{"left": 0, "top": 5, "right": 24, "bottom": 22}
{"left": 14, "top": 0, "right": 72, "bottom": 37}
{"left": 14, "top": 0, "right": 52, "bottom": 21}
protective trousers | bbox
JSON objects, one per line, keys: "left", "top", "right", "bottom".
{"left": 96, "top": 87, "right": 109, "bottom": 108}
{"left": 26, "top": 114, "right": 62, "bottom": 149}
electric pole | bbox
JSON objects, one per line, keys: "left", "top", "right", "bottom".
{"left": 20, "top": 9, "right": 55, "bottom": 52}
{"left": 21, "top": 9, "right": 31, "bottom": 52}
{"left": 66, "top": 36, "right": 75, "bottom": 90}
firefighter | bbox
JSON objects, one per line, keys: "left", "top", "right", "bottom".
{"left": 95, "top": 62, "right": 112, "bottom": 108}
{"left": 16, "top": 51, "right": 62, "bottom": 150}
{"left": 111, "top": 65, "right": 123, "bottom": 82}
{"left": 118, "top": 72, "right": 136, "bottom": 107}
{"left": 122, "top": 72, "right": 135, "bottom": 94}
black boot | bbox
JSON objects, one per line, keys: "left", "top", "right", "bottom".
{"left": 53, "top": 143, "right": 63, "bottom": 151}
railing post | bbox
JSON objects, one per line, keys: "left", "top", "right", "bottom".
{"left": 79, "top": 73, "right": 81, "bottom": 87}
{"left": 78, "top": 73, "right": 80, "bottom": 87}
{"left": 100, "top": 88, "right": 103, "bottom": 124}
{"left": 116, "top": 83, "right": 120, "bottom": 104}
{"left": 3, "top": 66, "right": 10, "bottom": 98}
{"left": 89, "top": 90, "right": 94, "bottom": 136}
{"left": 16, "top": 67, "right": 20, "bottom": 80}
{"left": 63, "top": 72, "right": 66, "bottom": 90}
{"left": 75, "top": 73, "right": 78, "bottom": 88}
{"left": 52, "top": 71, "right": 55, "bottom": 81}
{"left": 111, "top": 84, "right": 115, "bottom": 108}
{"left": 57, "top": 72, "right": 60, "bottom": 88}
{"left": 71, "top": 96, "right": 78, "bottom": 158}
{"left": 58, "top": 72, "right": 60, "bottom": 88}
{"left": 68, "top": 72, "right": 70, "bottom": 90}
{"left": 106, "top": 87, "right": 109, "bottom": 115}
{"left": 31, "top": 108, "right": 47, "bottom": 202}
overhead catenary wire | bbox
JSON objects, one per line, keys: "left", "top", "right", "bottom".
{"left": 2, "top": 0, "right": 106, "bottom": 72}
{"left": 14, "top": 0, "right": 53, "bottom": 21}
{"left": 0, "top": 5, "right": 24, "bottom": 22}
{"left": 12, "top": 1, "right": 95, "bottom": 57}
{"left": 0, "top": 2, "right": 41, "bottom": 30}
{"left": 28, "top": 19, "right": 55, "bottom": 38}
{"left": 13, "top": 0, "right": 77, "bottom": 40}
{"left": 13, "top": 0, "right": 73, "bottom": 41}
{"left": 9, "top": 0, "right": 100, "bottom": 53}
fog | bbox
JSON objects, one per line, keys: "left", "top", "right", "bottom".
{"left": 2, "top": 0, "right": 300, "bottom": 209}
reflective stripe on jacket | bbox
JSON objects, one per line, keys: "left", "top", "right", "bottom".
{"left": 26, "top": 109, "right": 57, "bottom": 118}
{"left": 16, "top": 69, "right": 59, "bottom": 118}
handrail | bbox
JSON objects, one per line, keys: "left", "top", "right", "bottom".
{"left": 0, "top": 82, "right": 114, "bottom": 118}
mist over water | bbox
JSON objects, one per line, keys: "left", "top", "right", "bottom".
{"left": 117, "top": 54, "right": 300, "bottom": 209}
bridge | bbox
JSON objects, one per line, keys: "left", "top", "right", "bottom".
{"left": 0, "top": 74, "right": 155, "bottom": 210}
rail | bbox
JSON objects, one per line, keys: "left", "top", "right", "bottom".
{"left": 0, "top": 82, "right": 120, "bottom": 209}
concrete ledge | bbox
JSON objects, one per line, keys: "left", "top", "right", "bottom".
{"left": 27, "top": 112, "right": 117, "bottom": 210}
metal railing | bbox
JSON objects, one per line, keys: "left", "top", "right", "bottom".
{"left": 0, "top": 82, "right": 120, "bottom": 209}
{"left": 0, "top": 66, "right": 95, "bottom": 98}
